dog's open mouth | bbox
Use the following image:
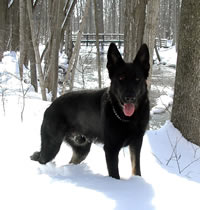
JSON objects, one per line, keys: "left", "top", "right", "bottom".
{"left": 123, "top": 103, "right": 135, "bottom": 117}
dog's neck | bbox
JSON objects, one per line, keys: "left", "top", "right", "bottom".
{"left": 107, "top": 89, "right": 130, "bottom": 123}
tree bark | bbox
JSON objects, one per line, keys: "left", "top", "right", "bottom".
{"left": 112, "top": 0, "right": 116, "bottom": 33}
{"left": 143, "top": 0, "right": 160, "bottom": 82}
{"left": 118, "top": 0, "right": 125, "bottom": 33}
{"left": 175, "top": 0, "right": 181, "bottom": 51}
{"left": 65, "top": 14, "right": 73, "bottom": 62}
{"left": 124, "top": 0, "right": 148, "bottom": 62}
{"left": 96, "top": 0, "right": 104, "bottom": 34}
{"left": 171, "top": 0, "right": 200, "bottom": 146}
{"left": 9, "top": 0, "right": 20, "bottom": 51}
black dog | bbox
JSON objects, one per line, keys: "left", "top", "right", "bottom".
{"left": 31, "top": 43, "right": 150, "bottom": 179}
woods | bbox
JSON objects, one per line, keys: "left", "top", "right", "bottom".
{"left": 0, "top": 0, "right": 199, "bottom": 145}
{"left": 0, "top": 0, "right": 181, "bottom": 94}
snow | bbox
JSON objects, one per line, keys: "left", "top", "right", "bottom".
{"left": 0, "top": 48, "right": 200, "bottom": 210}
{"left": 154, "top": 46, "right": 177, "bottom": 68}
{"left": 151, "top": 46, "right": 176, "bottom": 115}
{"left": 150, "top": 94, "right": 173, "bottom": 115}
{"left": 8, "top": 0, "right": 14, "bottom": 8}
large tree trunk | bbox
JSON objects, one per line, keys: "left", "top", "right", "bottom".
{"left": 124, "top": 0, "right": 147, "bottom": 62}
{"left": 171, "top": 0, "right": 200, "bottom": 146}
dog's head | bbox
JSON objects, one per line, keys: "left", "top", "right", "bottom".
{"left": 107, "top": 43, "right": 150, "bottom": 117}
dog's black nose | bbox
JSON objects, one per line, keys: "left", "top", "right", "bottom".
{"left": 124, "top": 96, "right": 136, "bottom": 103}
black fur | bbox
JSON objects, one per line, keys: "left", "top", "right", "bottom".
{"left": 31, "top": 43, "right": 150, "bottom": 179}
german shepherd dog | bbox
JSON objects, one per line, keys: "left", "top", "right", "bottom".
{"left": 31, "top": 43, "right": 150, "bottom": 179}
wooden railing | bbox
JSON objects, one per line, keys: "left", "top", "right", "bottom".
{"left": 72, "top": 33, "right": 169, "bottom": 48}
{"left": 72, "top": 33, "right": 124, "bottom": 47}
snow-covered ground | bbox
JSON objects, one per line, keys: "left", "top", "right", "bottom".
{"left": 0, "top": 47, "right": 200, "bottom": 210}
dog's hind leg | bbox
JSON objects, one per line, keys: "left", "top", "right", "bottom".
{"left": 31, "top": 120, "right": 65, "bottom": 164}
{"left": 67, "top": 136, "right": 92, "bottom": 164}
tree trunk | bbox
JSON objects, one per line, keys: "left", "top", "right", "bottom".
{"left": 61, "top": 0, "right": 77, "bottom": 47}
{"left": 65, "top": 14, "right": 73, "bottom": 62}
{"left": 96, "top": 0, "right": 104, "bottom": 34}
{"left": 85, "top": 0, "right": 94, "bottom": 33}
{"left": 9, "top": 0, "right": 20, "bottom": 51}
{"left": 143, "top": 0, "right": 160, "bottom": 82}
{"left": 0, "top": 0, "right": 7, "bottom": 61}
{"left": 62, "top": 0, "right": 91, "bottom": 93}
{"left": 171, "top": 0, "right": 200, "bottom": 146}
{"left": 19, "top": 0, "right": 26, "bottom": 79}
{"left": 94, "top": 0, "right": 102, "bottom": 88}
{"left": 27, "top": 0, "right": 47, "bottom": 101}
{"left": 49, "top": 0, "right": 65, "bottom": 101}
{"left": 175, "top": 0, "right": 181, "bottom": 51}
{"left": 27, "top": 21, "right": 38, "bottom": 92}
{"left": 118, "top": 0, "right": 125, "bottom": 33}
{"left": 112, "top": 0, "right": 116, "bottom": 33}
{"left": 124, "top": 0, "right": 147, "bottom": 62}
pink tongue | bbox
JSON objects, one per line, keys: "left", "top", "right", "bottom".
{"left": 123, "top": 103, "right": 135, "bottom": 117}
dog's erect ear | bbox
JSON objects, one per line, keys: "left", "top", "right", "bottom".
{"left": 134, "top": 44, "right": 150, "bottom": 79}
{"left": 107, "top": 43, "right": 124, "bottom": 78}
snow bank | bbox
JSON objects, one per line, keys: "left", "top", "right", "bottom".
{"left": 0, "top": 95, "right": 200, "bottom": 210}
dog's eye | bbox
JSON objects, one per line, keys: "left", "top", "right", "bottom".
{"left": 119, "top": 75, "right": 125, "bottom": 81}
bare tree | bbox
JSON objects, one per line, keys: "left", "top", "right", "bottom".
{"left": 19, "top": 0, "right": 26, "bottom": 79}
{"left": 45, "top": 0, "right": 65, "bottom": 101}
{"left": 62, "top": 0, "right": 91, "bottom": 93}
{"left": 0, "top": 0, "right": 7, "bottom": 61}
{"left": 43, "top": 0, "right": 77, "bottom": 100}
{"left": 171, "top": 0, "right": 200, "bottom": 146}
{"left": 94, "top": 0, "right": 102, "bottom": 88}
{"left": 27, "top": 0, "right": 47, "bottom": 101}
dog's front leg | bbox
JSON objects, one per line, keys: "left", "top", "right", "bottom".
{"left": 129, "top": 138, "right": 143, "bottom": 176}
{"left": 104, "top": 145, "right": 120, "bottom": 179}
